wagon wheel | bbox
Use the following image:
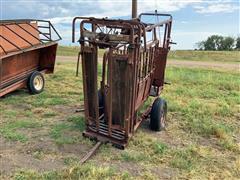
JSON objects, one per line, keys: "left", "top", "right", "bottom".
{"left": 150, "top": 98, "right": 167, "bottom": 131}
{"left": 27, "top": 71, "right": 45, "bottom": 94}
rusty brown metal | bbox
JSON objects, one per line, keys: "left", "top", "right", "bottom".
{"left": 72, "top": 13, "right": 173, "bottom": 149}
{"left": 0, "top": 19, "right": 61, "bottom": 97}
{"left": 79, "top": 141, "right": 102, "bottom": 164}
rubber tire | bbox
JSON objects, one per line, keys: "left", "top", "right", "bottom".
{"left": 150, "top": 98, "right": 167, "bottom": 131}
{"left": 98, "top": 90, "right": 104, "bottom": 116}
{"left": 27, "top": 71, "right": 45, "bottom": 94}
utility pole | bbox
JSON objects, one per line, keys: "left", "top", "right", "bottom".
{"left": 132, "top": 0, "right": 137, "bottom": 19}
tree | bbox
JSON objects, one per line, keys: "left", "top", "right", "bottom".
{"left": 204, "top": 36, "right": 216, "bottom": 50}
{"left": 196, "top": 41, "right": 204, "bottom": 50}
{"left": 220, "top": 37, "right": 235, "bottom": 51}
{"left": 236, "top": 37, "right": 240, "bottom": 50}
{"left": 204, "top": 35, "right": 223, "bottom": 50}
{"left": 197, "top": 35, "right": 235, "bottom": 51}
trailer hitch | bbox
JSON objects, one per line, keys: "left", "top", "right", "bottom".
{"left": 79, "top": 141, "right": 102, "bottom": 164}
{"left": 164, "top": 81, "right": 171, "bottom": 85}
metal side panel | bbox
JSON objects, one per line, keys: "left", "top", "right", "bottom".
{"left": 1, "top": 50, "right": 40, "bottom": 83}
{"left": 0, "top": 58, "right": 2, "bottom": 94}
{"left": 152, "top": 47, "right": 168, "bottom": 87}
{"left": 82, "top": 46, "right": 99, "bottom": 128}
{"left": 39, "top": 43, "right": 58, "bottom": 73}
{"left": 104, "top": 54, "right": 133, "bottom": 130}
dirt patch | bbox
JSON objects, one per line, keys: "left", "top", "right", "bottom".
{"left": 140, "top": 117, "right": 188, "bottom": 148}
{"left": 24, "top": 138, "right": 59, "bottom": 154}
{"left": 167, "top": 59, "right": 239, "bottom": 71}
{"left": 0, "top": 136, "right": 91, "bottom": 176}
{"left": 58, "top": 143, "right": 90, "bottom": 157}
{"left": 53, "top": 104, "right": 80, "bottom": 118}
{"left": 92, "top": 158, "right": 178, "bottom": 178}
{"left": 151, "top": 166, "right": 178, "bottom": 179}
{"left": 56, "top": 56, "right": 239, "bottom": 71}
{"left": 0, "top": 153, "right": 65, "bottom": 175}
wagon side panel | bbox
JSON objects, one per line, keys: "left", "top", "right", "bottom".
{"left": 0, "top": 50, "right": 40, "bottom": 97}
{"left": 39, "top": 43, "right": 58, "bottom": 73}
{"left": 2, "top": 50, "right": 40, "bottom": 84}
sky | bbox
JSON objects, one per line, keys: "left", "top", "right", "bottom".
{"left": 1, "top": 0, "right": 239, "bottom": 49}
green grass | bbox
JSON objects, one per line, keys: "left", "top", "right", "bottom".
{"left": 57, "top": 46, "right": 240, "bottom": 63}
{"left": 168, "top": 50, "right": 240, "bottom": 62}
{"left": 0, "top": 60, "right": 239, "bottom": 179}
{"left": 170, "top": 146, "right": 200, "bottom": 171}
{"left": 50, "top": 123, "right": 75, "bottom": 144}
{"left": 67, "top": 115, "right": 85, "bottom": 131}
{"left": 14, "top": 164, "right": 131, "bottom": 180}
{"left": 57, "top": 46, "right": 79, "bottom": 56}
{"left": 118, "top": 140, "right": 168, "bottom": 163}
{"left": 57, "top": 46, "right": 105, "bottom": 57}
{"left": 0, "top": 120, "right": 41, "bottom": 142}
{"left": 49, "top": 115, "right": 85, "bottom": 145}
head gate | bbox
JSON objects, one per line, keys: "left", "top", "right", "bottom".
{"left": 72, "top": 13, "right": 173, "bottom": 149}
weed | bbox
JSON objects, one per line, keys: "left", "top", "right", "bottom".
{"left": 67, "top": 115, "right": 85, "bottom": 132}
{"left": 50, "top": 123, "right": 77, "bottom": 145}
{"left": 14, "top": 163, "right": 131, "bottom": 179}
{"left": 63, "top": 157, "right": 79, "bottom": 166}
{"left": 0, "top": 120, "right": 40, "bottom": 142}
{"left": 170, "top": 146, "right": 199, "bottom": 171}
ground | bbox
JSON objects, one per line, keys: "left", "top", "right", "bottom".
{"left": 0, "top": 49, "right": 239, "bottom": 179}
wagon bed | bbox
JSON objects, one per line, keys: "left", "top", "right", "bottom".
{"left": 0, "top": 19, "right": 61, "bottom": 97}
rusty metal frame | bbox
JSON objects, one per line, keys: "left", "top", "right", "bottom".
{"left": 73, "top": 14, "right": 172, "bottom": 149}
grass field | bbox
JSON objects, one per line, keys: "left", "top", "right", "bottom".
{"left": 57, "top": 45, "right": 240, "bottom": 63}
{"left": 0, "top": 59, "right": 239, "bottom": 179}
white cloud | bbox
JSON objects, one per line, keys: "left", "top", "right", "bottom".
{"left": 3, "top": 0, "right": 238, "bottom": 49}
{"left": 48, "top": 0, "right": 200, "bottom": 26}
{"left": 180, "top": 21, "right": 189, "bottom": 24}
{"left": 49, "top": 17, "right": 74, "bottom": 24}
{"left": 194, "top": 3, "right": 240, "bottom": 14}
{"left": 90, "top": 0, "right": 199, "bottom": 17}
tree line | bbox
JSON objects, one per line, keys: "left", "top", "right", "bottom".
{"left": 197, "top": 35, "right": 240, "bottom": 51}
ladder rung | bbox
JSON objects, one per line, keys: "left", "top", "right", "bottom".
{"left": 41, "top": 32, "right": 50, "bottom": 35}
{"left": 38, "top": 26, "right": 50, "bottom": 28}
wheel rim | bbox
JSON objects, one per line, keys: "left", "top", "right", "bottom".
{"left": 160, "top": 111, "right": 166, "bottom": 128}
{"left": 33, "top": 75, "right": 43, "bottom": 91}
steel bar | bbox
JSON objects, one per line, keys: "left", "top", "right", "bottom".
{"left": 24, "top": 23, "right": 49, "bottom": 42}
{"left": 0, "top": 45, "right": 7, "bottom": 54}
{"left": 76, "top": 51, "right": 81, "bottom": 77}
{"left": 79, "top": 141, "right": 102, "bottom": 164}
{"left": 132, "top": 0, "right": 137, "bottom": 18}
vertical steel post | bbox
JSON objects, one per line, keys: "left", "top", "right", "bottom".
{"left": 132, "top": 0, "right": 137, "bottom": 19}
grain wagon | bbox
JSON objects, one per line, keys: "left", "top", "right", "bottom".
{"left": 0, "top": 19, "right": 61, "bottom": 97}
